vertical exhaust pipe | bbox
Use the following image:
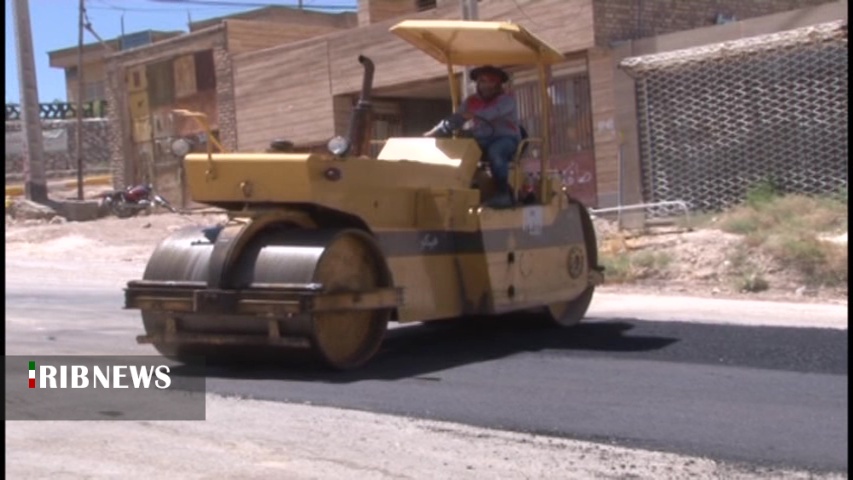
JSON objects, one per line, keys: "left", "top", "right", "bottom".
{"left": 345, "top": 55, "right": 375, "bottom": 157}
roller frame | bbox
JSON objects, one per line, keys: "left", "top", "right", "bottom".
{"left": 127, "top": 281, "right": 401, "bottom": 350}
{"left": 125, "top": 280, "right": 403, "bottom": 316}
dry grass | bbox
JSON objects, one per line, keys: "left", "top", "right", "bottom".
{"left": 717, "top": 188, "right": 847, "bottom": 288}
{"left": 725, "top": 245, "right": 770, "bottom": 292}
{"left": 600, "top": 250, "right": 674, "bottom": 284}
{"left": 594, "top": 184, "right": 846, "bottom": 293}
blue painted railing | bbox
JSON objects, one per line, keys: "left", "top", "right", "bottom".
{"left": 5, "top": 100, "right": 108, "bottom": 121}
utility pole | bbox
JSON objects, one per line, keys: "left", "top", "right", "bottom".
{"left": 460, "top": 0, "right": 479, "bottom": 98}
{"left": 12, "top": 0, "right": 48, "bottom": 203}
{"left": 76, "top": 0, "right": 85, "bottom": 200}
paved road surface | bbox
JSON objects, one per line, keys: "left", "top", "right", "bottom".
{"left": 6, "top": 274, "right": 847, "bottom": 474}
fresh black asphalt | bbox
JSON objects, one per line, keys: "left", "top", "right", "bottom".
{"left": 7, "top": 287, "right": 848, "bottom": 473}
{"left": 197, "top": 316, "right": 848, "bottom": 473}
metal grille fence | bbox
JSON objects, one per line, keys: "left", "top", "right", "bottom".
{"left": 621, "top": 21, "right": 848, "bottom": 216}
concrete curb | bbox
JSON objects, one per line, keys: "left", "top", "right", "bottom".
{"left": 5, "top": 175, "right": 113, "bottom": 197}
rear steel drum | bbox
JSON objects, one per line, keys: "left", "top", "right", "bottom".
{"left": 138, "top": 224, "right": 390, "bottom": 369}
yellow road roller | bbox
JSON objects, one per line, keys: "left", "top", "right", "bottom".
{"left": 124, "top": 20, "right": 604, "bottom": 370}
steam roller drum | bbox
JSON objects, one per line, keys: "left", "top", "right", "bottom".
{"left": 230, "top": 227, "right": 391, "bottom": 370}
{"left": 139, "top": 225, "right": 391, "bottom": 370}
{"left": 140, "top": 225, "right": 220, "bottom": 360}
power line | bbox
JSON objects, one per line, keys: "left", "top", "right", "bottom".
{"left": 88, "top": 3, "right": 354, "bottom": 14}
{"left": 145, "top": 0, "right": 355, "bottom": 10}
{"left": 88, "top": 1, "right": 269, "bottom": 13}
{"left": 89, "top": 0, "right": 356, "bottom": 12}
{"left": 83, "top": 8, "right": 115, "bottom": 51}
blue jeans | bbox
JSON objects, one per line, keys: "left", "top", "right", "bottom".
{"left": 477, "top": 136, "right": 519, "bottom": 193}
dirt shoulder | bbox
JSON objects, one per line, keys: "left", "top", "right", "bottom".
{"left": 5, "top": 210, "right": 226, "bottom": 262}
{"left": 6, "top": 209, "right": 846, "bottom": 306}
{"left": 8, "top": 394, "right": 843, "bottom": 480}
{"left": 591, "top": 212, "right": 848, "bottom": 306}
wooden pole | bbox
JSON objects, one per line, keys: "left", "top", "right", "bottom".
{"left": 12, "top": 0, "right": 48, "bottom": 203}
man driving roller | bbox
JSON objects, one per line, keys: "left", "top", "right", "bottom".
{"left": 447, "top": 65, "right": 521, "bottom": 209}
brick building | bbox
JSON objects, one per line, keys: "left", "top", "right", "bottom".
{"left": 99, "top": 6, "right": 356, "bottom": 203}
{"left": 48, "top": 30, "right": 182, "bottom": 103}
{"left": 92, "top": 0, "right": 838, "bottom": 208}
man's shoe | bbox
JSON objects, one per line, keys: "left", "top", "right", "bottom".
{"left": 485, "top": 192, "right": 514, "bottom": 209}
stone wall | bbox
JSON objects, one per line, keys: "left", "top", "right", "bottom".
{"left": 213, "top": 45, "right": 238, "bottom": 151}
{"left": 4, "top": 118, "right": 112, "bottom": 180}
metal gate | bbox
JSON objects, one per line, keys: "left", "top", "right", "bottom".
{"left": 515, "top": 73, "right": 597, "bottom": 207}
{"left": 621, "top": 21, "right": 848, "bottom": 215}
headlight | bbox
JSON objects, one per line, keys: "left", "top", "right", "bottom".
{"left": 327, "top": 136, "right": 350, "bottom": 156}
{"left": 171, "top": 138, "right": 191, "bottom": 157}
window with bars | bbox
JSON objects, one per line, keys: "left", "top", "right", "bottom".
{"left": 84, "top": 81, "right": 106, "bottom": 102}
{"left": 415, "top": 0, "right": 437, "bottom": 12}
{"left": 513, "top": 73, "right": 594, "bottom": 159}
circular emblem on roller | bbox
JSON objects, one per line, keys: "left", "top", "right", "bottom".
{"left": 567, "top": 246, "right": 585, "bottom": 279}
{"left": 240, "top": 180, "right": 253, "bottom": 198}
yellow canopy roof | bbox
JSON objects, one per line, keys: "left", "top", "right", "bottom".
{"left": 389, "top": 20, "right": 565, "bottom": 66}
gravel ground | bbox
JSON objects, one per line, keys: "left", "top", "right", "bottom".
{"left": 5, "top": 210, "right": 847, "bottom": 479}
{"left": 6, "top": 395, "right": 846, "bottom": 480}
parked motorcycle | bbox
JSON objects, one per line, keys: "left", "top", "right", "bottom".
{"left": 96, "top": 183, "right": 178, "bottom": 218}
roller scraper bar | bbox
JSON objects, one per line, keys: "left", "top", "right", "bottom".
{"left": 124, "top": 281, "right": 403, "bottom": 317}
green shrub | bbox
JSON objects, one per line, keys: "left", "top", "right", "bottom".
{"left": 744, "top": 178, "right": 781, "bottom": 208}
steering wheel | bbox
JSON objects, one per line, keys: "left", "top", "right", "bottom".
{"left": 423, "top": 114, "right": 497, "bottom": 138}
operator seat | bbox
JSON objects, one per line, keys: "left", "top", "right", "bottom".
{"left": 471, "top": 125, "right": 534, "bottom": 203}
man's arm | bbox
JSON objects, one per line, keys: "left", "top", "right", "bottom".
{"left": 462, "top": 94, "right": 517, "bottom": 121}
{"left": 458, "top": 96, "right": 470, "bottom": 115}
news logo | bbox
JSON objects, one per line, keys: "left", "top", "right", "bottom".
{"left": 27, "top": 360, "right": 171, "bottom": 390}
{"left": 8, "top": 356, "right": 206, "bottom": 421}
